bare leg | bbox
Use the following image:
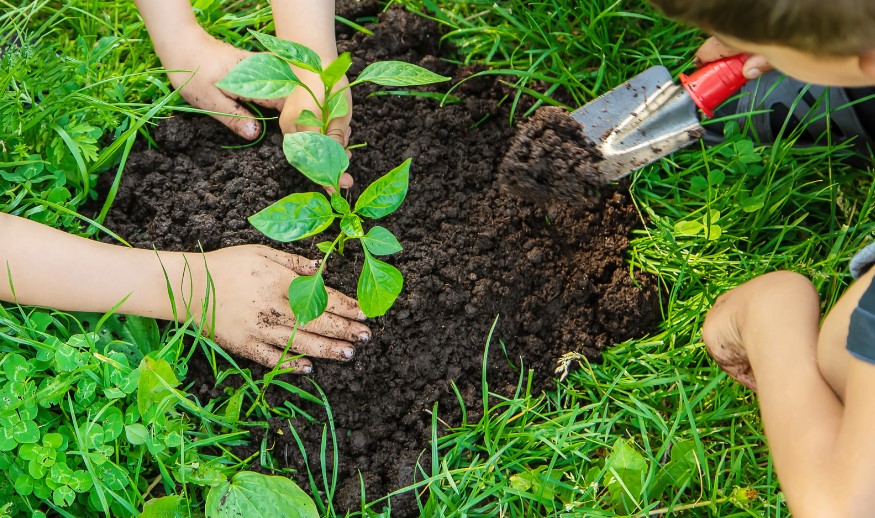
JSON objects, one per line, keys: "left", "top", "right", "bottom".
{"left": 815, "top": 267, "right": 875, "bottom": 400}
{"left": 701, "top": 270, "right": 875, "bottom": 515}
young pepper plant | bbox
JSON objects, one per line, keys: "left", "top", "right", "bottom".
{"left": 216, "top": 30, "right": 450, "bottom": 136}
{"left": 216, "top": 32, "right": 449, "bottom": 324}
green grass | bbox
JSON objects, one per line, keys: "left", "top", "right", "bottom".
{"left": 3, "top": 0, "right": 875, "bottom": 515}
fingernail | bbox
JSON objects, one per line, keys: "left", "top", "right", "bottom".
{"left": 312, "top": 260, "right": 320, "bottom": 269}
{"left": 300, "top": 364, "right": 313, "bottom": 374}
{"left": 245, "top": 121, "right": 259, "bottom": 139}
{"left": 692, "top": 57, "right": 703, "bottom": 68}
{"left": 744, "top": 68, "right": 762, "bottom": 80}
{"left": 342, "top": 347, "right": 355, "bottom": 359}
{"left": 356, "top": 310, "right": 367, "bottom": 321}
{"left": 357, "top": 330, "right": 371, "bottom": 342}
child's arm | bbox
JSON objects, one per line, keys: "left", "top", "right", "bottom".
{"left": 134, "top": 0, "right": 286, "bottom": 140}
{"left": 0, "top": 214, "right": 369, "bottom": 373}
{"left": 272, "top": 1, "right": 354, "bottom": 154}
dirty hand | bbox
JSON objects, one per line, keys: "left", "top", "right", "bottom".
{"left": 279, "top": 72, "right": 355, "bottom": 189}
{"left": 695, "top": 36, "right": 773, "bottom": 80}
{"left": 196, "top": 245, "right": 370, "bottom": 373}
{"left": 157, "top": 27, "right": 286, "bottom": 140}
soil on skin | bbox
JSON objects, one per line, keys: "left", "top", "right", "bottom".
{"left": 499, "top": 106, "right": 611, "bottom": 204}
{"left": 99, "top": 7, "right": 661, "bottom": 516}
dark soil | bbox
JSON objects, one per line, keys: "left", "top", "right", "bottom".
{"left": 99, "top": 7, "right": 661, "bottom": 516}
{"left": 499, "top": 106, "right": 610, "bottom": 204}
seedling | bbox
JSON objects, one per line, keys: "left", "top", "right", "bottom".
{"left": 217, "top": 32, "right": 450, "bottom": 323}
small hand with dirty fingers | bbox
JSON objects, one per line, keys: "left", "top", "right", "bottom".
{"left": 158, "top": 29, "right": 286, "bottom": 140}
{"left": 199, "top": 245, "right": 370, "bottom": 374}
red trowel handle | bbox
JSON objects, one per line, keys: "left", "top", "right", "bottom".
{"left": 680, "top": 54, "right": 750, "bottom": 117}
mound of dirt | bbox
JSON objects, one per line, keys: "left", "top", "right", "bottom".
{"left": 99, "top": 6, "right": 661, "bottom": 516}
{"left": 499, "top": 106, "right": 610, "bottom": 204}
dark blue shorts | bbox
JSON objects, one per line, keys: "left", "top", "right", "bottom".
{"left": 848, "top": 276, "right": 875, "bottom": 363}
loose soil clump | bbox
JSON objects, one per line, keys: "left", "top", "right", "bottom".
{"left": 499, "top": 106, "right": 610, "bottom": 204}
{"left": 100, "top": 7, "right": 661, "bottom": 516}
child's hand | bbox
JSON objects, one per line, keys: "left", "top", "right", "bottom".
{"left": 159, "top": 28, "right": 287, "bottom": 140}
{"left": 279, "top": 73, "right": 355, "bottom": 189}
{"left": 695, "top": 36, "right": 774, "bottom": 80}
{"left": 197, "top": 245, "right": 370, "bottom": 374}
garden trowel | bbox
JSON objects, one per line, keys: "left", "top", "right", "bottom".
{"left": 571, "top": 54, "right": 749, "bottom": 180}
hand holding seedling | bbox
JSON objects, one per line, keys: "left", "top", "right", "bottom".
{"left": 219, "top": 36, "right": 450, "bottom": 325}
{"left": 0, "top": 215, "right": 368, "bottom": 372}
{"left": 194, "top": 246, "right": 369, "bottom": 373}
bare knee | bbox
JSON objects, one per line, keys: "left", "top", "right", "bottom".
{"left": 757, "top": 271, "right": 819, "bottom": 304}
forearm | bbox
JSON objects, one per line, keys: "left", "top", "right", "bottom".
{"left": 0, "top": 214, "right": 206, "bottom": 322}
{"left": 271, "top": 0, "right": 337, "bottom": 59}
{"left": 134, "top": 0, "right": 203, "bottom": 60}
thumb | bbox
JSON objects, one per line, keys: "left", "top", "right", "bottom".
{"left": 741, "top": 55, "right": 774, "bottom": 80}
{"left": 205, "top": 91, "right": 262, "bottom": 140}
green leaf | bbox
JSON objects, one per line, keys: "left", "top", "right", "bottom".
{"left": 673, "top": 220, "right": 702, "bottom": 236}
{"left": 357, "top": 251, "right": 403, "bottom": 318}
{"left": 14, "top": 473, "right": 33, "bottom": 496}
{"left": 141, "top": 495, "right": 182, "bottom": 518}
{"left": 205, "top": 471, "right": 319, "bottom": 518}
{"left": 321, "top": 53, "right": 352, "bottom": 89}
{"left": 250, "top": 31, "right": 322, "bottom": 73}
{"left": 316, "top": 241, "right": 335, "bottom": 254}
{"left": 283, "top": 132, "right": 349, "bottom": 189}
{"left": 330, "top": 193, "right": 351, "bottom": 214}
{"left": 361, "top": 226, "right": 402, "bottom": 256}
{"left": 101, "top": 407, "right": 124, "bottom": 442}
{"left": 3, "top": 354, "right": 30, "bottom": 382}
{"left": 52, "top": 484, "right": 75, "bottom": 507}
{"left": 176, "top": 461, "right": 227, "bottom": 487}
{"left": 43, "top": 433, "right": 63, "bottom": 450}
{"left": 224, "top": 388, "right": 245, "bottom": 423}
{"left": 340, "top": 215, "right": 364, "bottom": 238}
{"left": 82, "top": 423, "right": 106, "bottom": 449}
{"left": 604, "top": 438, "right": 647, "bottom": 513}
{"left": 125, "top": 423, "right": 148, "bottom": 445}
{"left": 215, "top": 54, "right": 299, "bottom": 99}
{"left": 288, "top": 274, "right": 328, "bottom": 326}
{"left": 294, "top": 110, "right": 323, "bottom": 129}
{"left": 54, "top": 344, "right": 85, "bottom": 372}
{"left": 354, "top": 159, "right": 410, "bottom": 219}
{"left": 249, "top": 192, "right": 335, "bottom": 242}
{"left": 69, "top": 470, "right": 93, "bottom": 493}
{"left": 354, "top": 61, "right": 450, "bottom": 87}
{"left": 137, "top": 357, "right": 180, "bottom": 417}
{"left": 326, "top": 94, "right": 349, "bottom": 121}
{"left": 12, "top": 420, "right": 39, "bottom": 444}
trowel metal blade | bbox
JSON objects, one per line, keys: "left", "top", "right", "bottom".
{"left": 571, "top": 66, "right": 704, "bottom": 181}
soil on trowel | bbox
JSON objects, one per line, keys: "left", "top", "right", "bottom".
{"left": 98, "top": 6, "right": 661, "bottom": 516}
{"left": 499, "top": 106, "right": 610, "bottom": 204}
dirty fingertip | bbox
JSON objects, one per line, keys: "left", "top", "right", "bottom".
{"left": 286, "top": 359, "right": 312, "bottom": 375}
{"left": 339, "top": 173, "right": 354, "bottom": 189}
